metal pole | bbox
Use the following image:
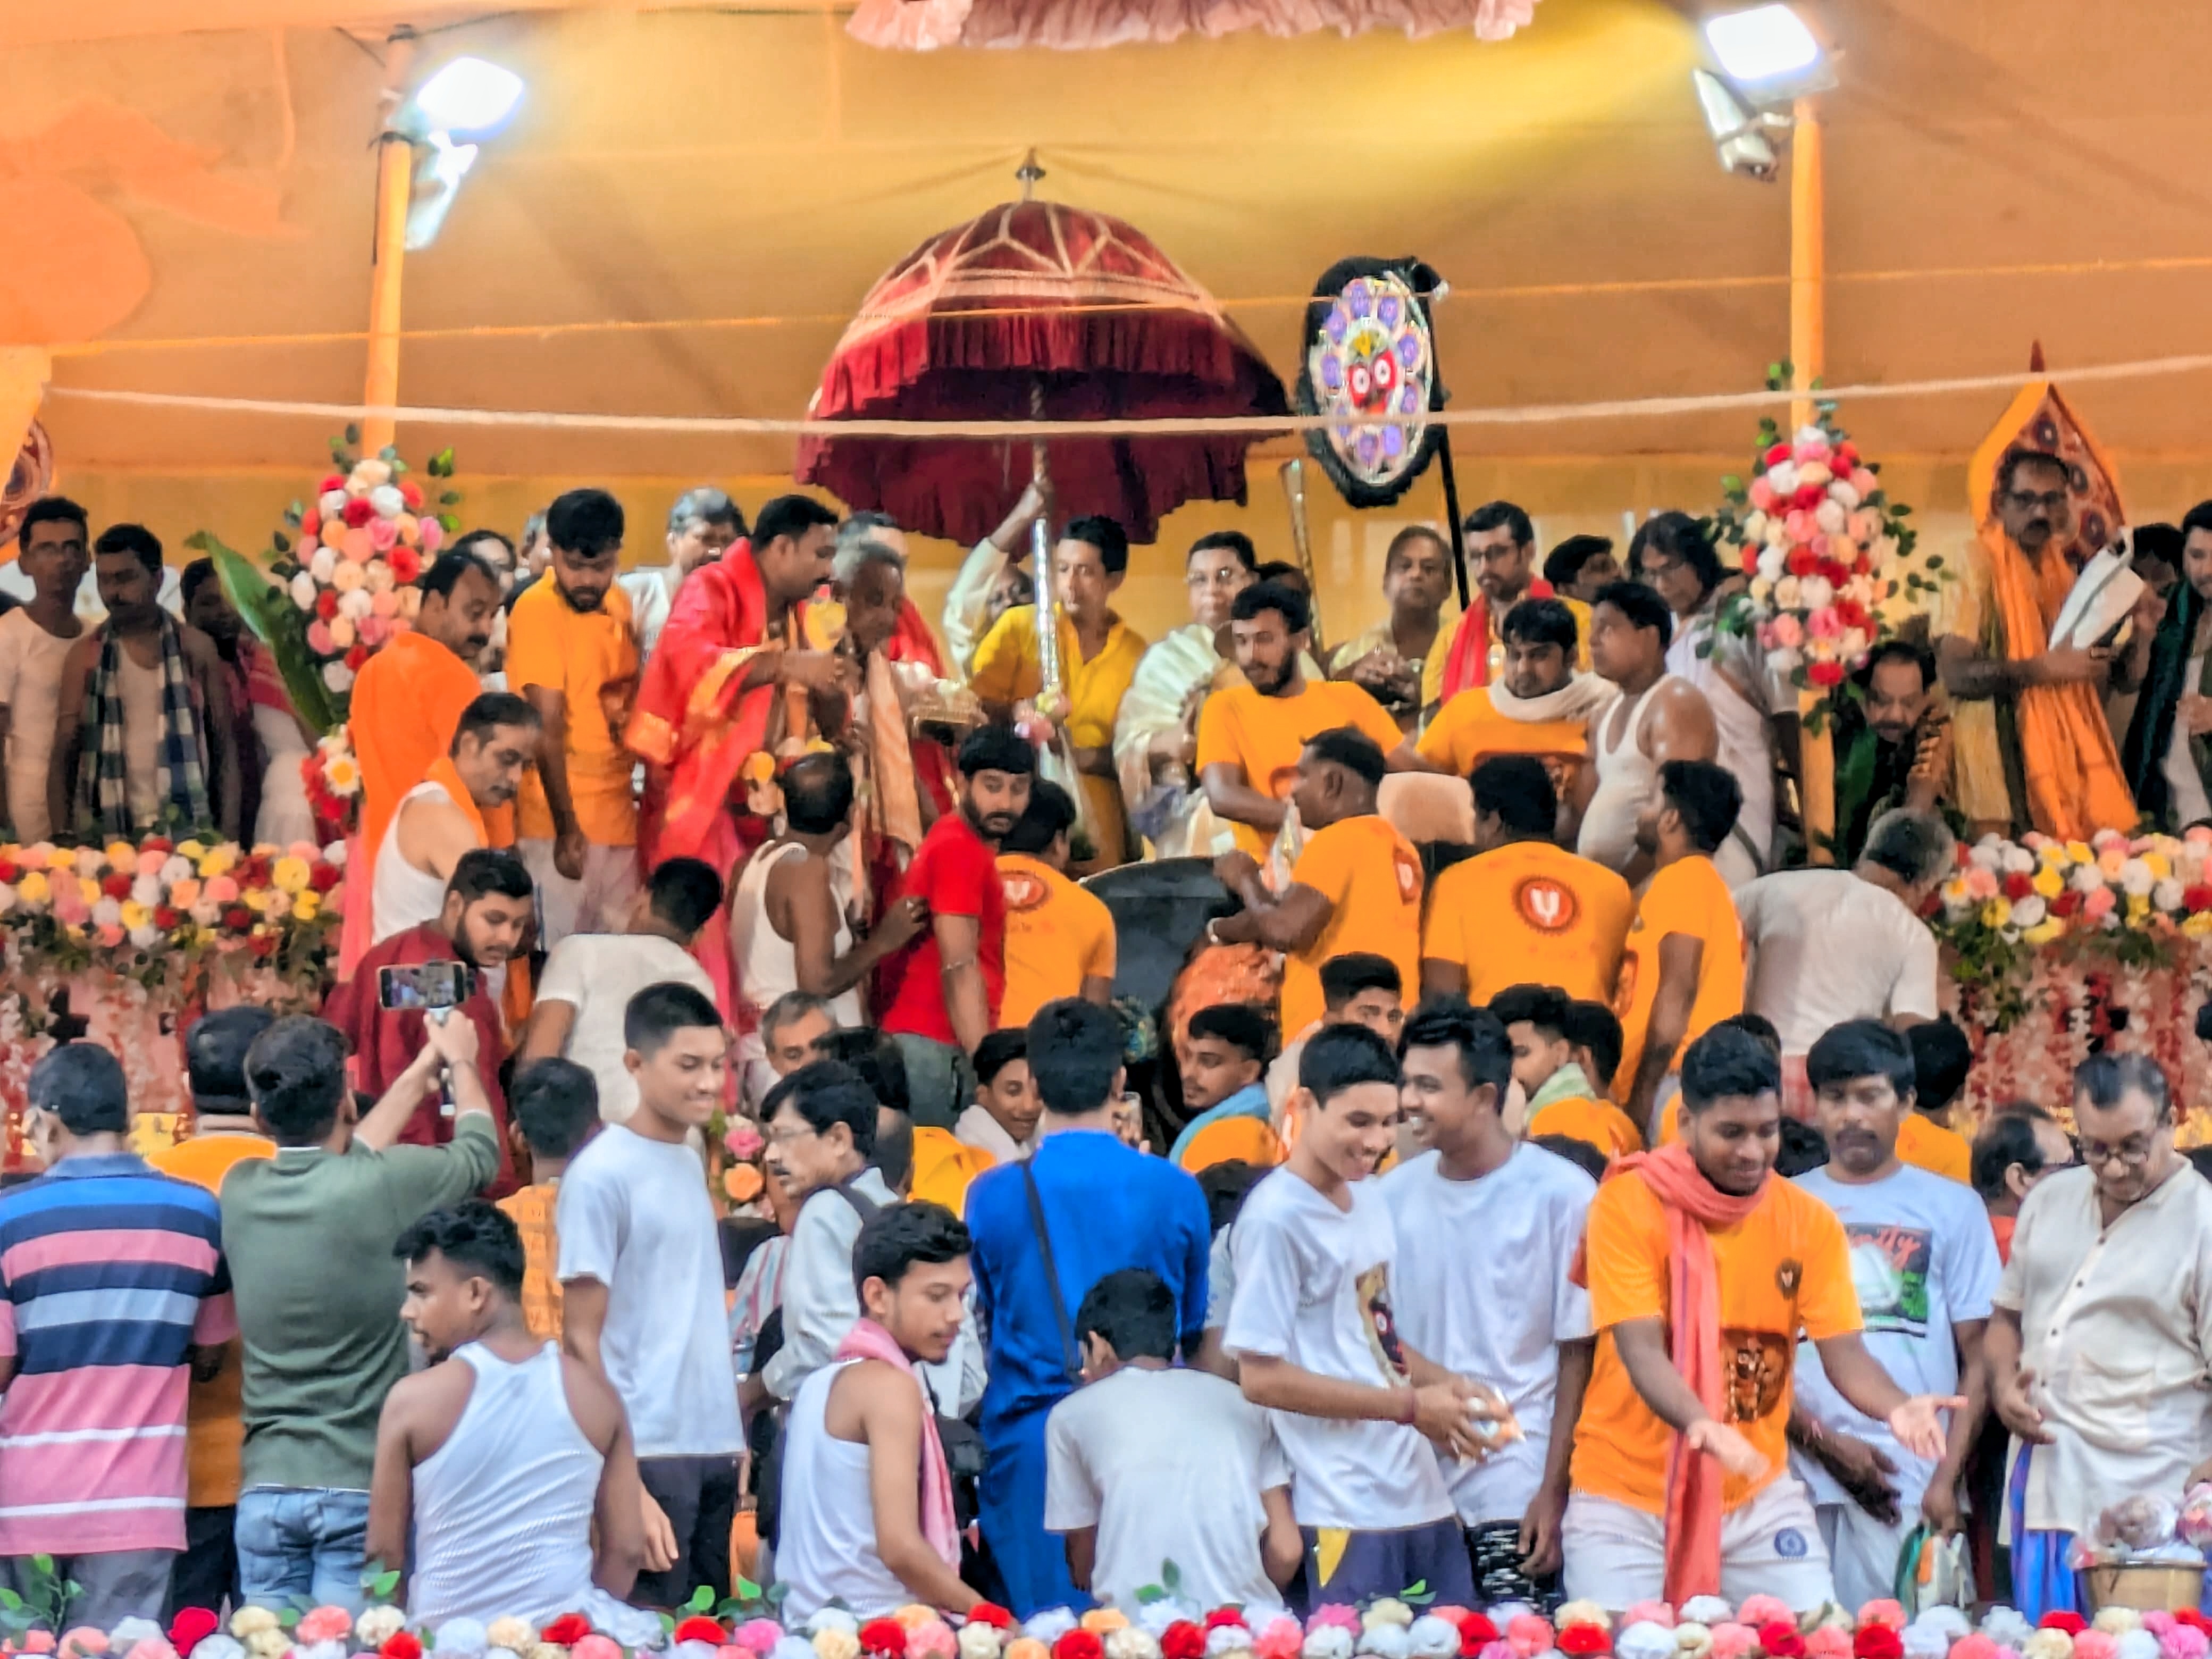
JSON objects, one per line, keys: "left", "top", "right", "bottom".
{"left": 1434, "top": 434, "right": 1471, "bottom": 611}
{"left": 362, "top": 29, "right": 417, "bottom": 457}
{"left": 1789, "top": 94, "right": 1824, "bottom": 432}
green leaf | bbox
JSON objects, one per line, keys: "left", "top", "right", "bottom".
{"left": 379, "top": 445, "right": 399, "bottom": 463}
{"left": 345, "top": 422, "right": 362, "bottom": 447}
{"left": 440, "top": 491, "right": 462, "bottom": 506}
{"left": 431, "top": 447, "right": 456, "bottom": 476}
{"left": 735, "top": 1577, "right": 761, "bottom": 1603}
{"left": 373, "top": 1568, "right": 401, "bottom": 1597}
{"left": 687, "top": 1586, "right": 715, "bottom": 1613}
{"left": 279, "top": 1608, "right": 301, "bottom": 1629}
{"left": 31, "top": 1556, "right": 51, "bottom": 1574}
{"left": 1161, "top": 1559, "right": 1182, "bottom": 1591}
{"left": 273, "top": 531, "right": 292, "bottom": 554}
{"left": 1135, "top": 1586, "right": 1166, "bottom": 1606}
{"left": 0, "top": 1590, "right": 22, "bottom": 1610}
{"left": 438, "top": 512, "right": 461, "bottom": 534}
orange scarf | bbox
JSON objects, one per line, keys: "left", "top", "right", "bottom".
{"left": 1572, "top": 1143, "right": 1764, "bottom": 1605}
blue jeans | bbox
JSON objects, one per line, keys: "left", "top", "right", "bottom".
{"left": 236, "top": 1487, "right": 372, "bottom": 1611}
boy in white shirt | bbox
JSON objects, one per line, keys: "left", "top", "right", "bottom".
{"left": 1046, "top": 1268, "right": 1299, "bottom": 1615}
{"left": 1225, "top": 1023, "right": 1503, "bottom": 1606}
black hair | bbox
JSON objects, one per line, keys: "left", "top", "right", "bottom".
{"left": 874, "top": 1108, "right": 915, "bottom": 1192}
{"left": 1971, "top": 1106, "right": 2057, "bottom": 1201}
{"left": 1397, "top": 999, "right": 1512, "bottom": 1096}
{"left": 851, "top": 1200, "right": 970, "bottom": 1298}
{"left": 1075, "top": 1267, "right": 1177, "bottom": 1363}
{"left": 751, "top": 493, "right": 840, "bottom": 551}
{"left": 393, "top": 1199, "right": 526, "bottom": 1297}
{"left": 448, "top": 847, "right": 533, "bottom": 905}
{"left": 17, "top": 496, "right": 88, "bottom": 550}
{"left": 1488, "top": 983, "right": 1572, "bottom": 1042}
{"left": 1303, "top": 725, "right": 1387, "bottom": 789}
{"left": 1564, "top": 1001, "right": 1624, "bottom": 1085}
{"left": 974, "top": 1029, "right": 1030, "bottom": 1088}
{"left": 187, "top": 1005, "right": 276, "bottom": 1108}
{"left": 958, "top": 724, "right": 1037, "bottom": 779}
{"left": 623, "top": 981, "right": 724, "bottom": 1058}
{"left": 450, "top": 528, "right": 516, "bottom": 563}
{"left": 245, "top": 1016, "right": 351, "bottom": 1145}
{"left": 669, "top": 487, "right": 744, "bottom": 538}
{"left": 763, "top": 1058, "right": 879, "bottom": 1157}
{"left": 1500, "top": 597, "right": 1579, "bottom": 655}
{"left": 1907, "top": 1019, "right": 1974, "bottom": 1116}
{"left": 1543, "top": 534, "right": 1614, "bottom": 591}
{"left": 1532, "top": 1133, "right": 1610, "bottom": 1184}
{"left": 508, "top": 1058, "right": 600, "bottom": 1159}
{"left": 94, "top": 523, "right": 163, "bottom": 575}
{"left": 1320, "top": 952, "right": 1401, "bottom": 1009}
{"left": 646, "top": 856, "right": 723, "bottom": 937}
{"left": 27, "top": 1042, "right": 128, "bottom": 1135}
{"left": 1716, "top": 1010, "right": 1782, "bottom": 1059}
{"left": 1000, "top": 778, "right": 1078, "bottom": 857}
{"left": 451, "top": 692, "right": 540, "bottom": 751}
{"left": 783, "top": 749, "right": 857, "bottom": 836}
{"left": 1805, "top": 1018, "right": 1917, "bottom": 1100}
{"left": 1776, "top": 1117, "right": 1832, "bottom": 1178}
{"left": 1299, "top": 1021, "right": 1400, "bottom": 1104}
{"left": 180, "top": 557, "right": 222, "bottom": 608}
{"left": 1195, "top": 1161, "right": 1262, "bottom": 1234}
{"left": 1061, "top": 515, "right": 1130, "bottom": 577}
{"left": 1678, "top": 1023, "right": 1781, "bottom": 1114}
{"left": 1658, "top": 758, "right": 1742, "bottom": 856}
{"left": 1253, "top": 560, "right": 1303, "bottom": 586}
{"left": 1384, "top": 524, "right": 1449, "bottom": 574}
{"left": 2075, "top": 1052, "right": 2174, "bottom": 1124}
{"left": 1231, "top": 579, "right": 1310, "bottom": 636}
{"left": 1185, "top": 1002, "right": 1276, "bottom": 1065}
{"left": 1026, "top": 999, "right": 1124, "bottom": 1117}
{"left": 1189, "top": 530, "right": 1258, "bottom": 573}
{"left": 2180, "top": 502, "right": 2212, "bottom": 543}
{"left": 1591, "top": 579, "right": 1674, "bottom": 650}
{"left": 814, "top": 1027, "right": 912, "bottom": 1118}
{"left": 420, "top": 549, "right": 499, "bottom": 601}
{"left": 1470, "top": 754, "right": 1556, "bottom": 837}
{"left": 546, "top": 488, "right": 625, "bottom": 560}
{"left": 1857, "top": 636, "right": 1937, "bottom": 694}
{"left": 1463, "top": 500, "right": 1534, "bottom": 547}
{"left": 1996, "top": 446, "right": 2069, "bottom": 500}
{"left": 1629, "top": 510, "right": 1724, "bottom": 599}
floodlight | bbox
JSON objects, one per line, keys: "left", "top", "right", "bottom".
{"left": 404, "top": 132, "right": 481, "bottom": 250}
{"left": 1704, "top": 5, "right": 1820, "bottom": 84}
{"left": 1692, "top": 69, "right": 1781, "bottom": 181}
{"left": 409, "top": 57, "right": 524, "bottom": 138}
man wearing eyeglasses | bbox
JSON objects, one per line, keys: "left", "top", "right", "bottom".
{"left": 1983, "top": 1053, "right": 2212, "bottom": 1620}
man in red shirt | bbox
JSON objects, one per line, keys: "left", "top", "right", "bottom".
{"left": 880, "top": 726, "right": 1036, "bottom": 1128}
{"left": 324, "top": 848, "right": 533, "bottom": 1194}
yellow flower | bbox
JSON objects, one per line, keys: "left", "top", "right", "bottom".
{"left": 2184, "top": 911, "right": 2212, "bottom": 939}
{"left": 2031, "top": 864, "right": 2064, "bottom": 899}
{"left": 1981, "top": 898, "right": 2012, "bottom": 931}
{"left": 2127, "top": 892, "right": 2152, "bottom": 923}
{"left": 104, "top": 840, "right": 136, "bottom": 867}
{"left": 1942, "top": 878, "right": 1970, "bottom": 907}
{"left": 291, "top": 892, "right": 321, "bottom": 922}
{"left": 17, "top": 870, "right": 48, "bottom": 903}
{"left": 2146, "top": 851, "right": 2173, "bottom": 880}
{"left": 2065, "top": 840, "right": 2095, "bottom": 865}
{"left": 120, "top": 900, "right": 150, "bottom": 930}
{"left": 2021, "top": 918, "right": 2066, "bottom": 946}
{"left": 198, "top": 848, "right": 236, "bottom": 879}
{"left": 78, "top": 876, "right": 102, "bottom": 908}
{"left": 44, "top": 845, "right": 75, "bottom": 870}
{"left": 177, "top": 839, "right": 206, "bottom": 861}
{"left": 272, "top": 855, "right": 312, "bottom": 895}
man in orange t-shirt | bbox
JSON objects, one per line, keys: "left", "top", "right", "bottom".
{"left": 1212, "top": 726, "right": 1421, "bottom": 1040}
{"left": 1491, "top": 983, "right": 1643, "bottom": 1163}
{"left": 1196, "top": 581, "right": 1414, "bottom": 861}
{"left": 1422, "top": 755, "right": 1633, "bottom": 1008}
{"left": 1614, "top": 760, "right": 1748, "bottom": 1141}
{"left": 507, "top": 488, "right": 641, "bottom": 950}
{"left": 1417, "top": 598, "right": 1610, "bottom": 787}
{"left": 995, "top": 780, "right": 1118, "bottom": 1029}
{"left": 499, "top": 1055, "right": 602, "bottom": 1341}
{"left": 1564, "top": 1024, "right": 1957, "bottom": 1606}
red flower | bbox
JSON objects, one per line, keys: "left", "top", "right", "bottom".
{"left": 1834, "top": 443, "right": 1859, "bottom": 471}
{"left": 1832, "top": 599, "right": 1870, "bottom": 631}
{"left": 1807, "top": 659, "right": 1846, "bottom": 689}
{"left": 399, "top": 479, "right": 424, "bottom": 508}
{"left": 967, "top": 1607, "right": 1015, "bottom": 1632}
{"left": 1161, "top": 1625, "right": 1205, "bottom": 1659}
{"left": 341, "top": 497, "right": 375, "bottom": 529}
{"left": 300, "top": 509, "right": 321, "bottom": 538}
{"left": 319, "top": 473, "right": 345, "bottom": 494}
{"left": 0, "top": 860, "right": 18, "bottom": 885}
{"left": 1786, "top": 547, "right": 1819, "bottom": 577}
{"left": 250, "top": 933, "right": 277, "bottom": 958}
{"left": 2002, "top": 873, "right": 2034, "bottom": 901}
{"left": 1816, "top": 557, "right": 1851, "bottom": 588}
{"left": 170, "top": 1609, "right": 219, "bottom": 1654}
{"left": 1559, "top": 1629, "right": 1610, "bottom": 1657}
{"left": 1853, "top": 1629, "right": 1903, "bottom": 1659}
{"left": 860, "top": 1621, "right": 908, "bottom": 1658}
{"left": 102, "top": 873, "right": 133, "bottom": 899}
{"left": 2039, "top": 1615, "right": 2087, "bottom": 1636}
{"left": 389, "top": 546, "right": 423, "bottom": 584}
{"left": 346, "top": 645, "right": 370, "bottom": 671}
{"left": 1740, "top": 547, "right": 1761, "bottom": 576}
{"left": 1794, "top": 483, "right": 1825, "bottom": 510}
{"left": 316, "top": 590, "right": 340, "bottom": 621}
{"left": 381, "top": 1636, "right": 423, "bottom": 1659}
{"left": 154, "top": 906, "right": 182, "bottom": 930}
{"left": 309, "top": 861, "right": 341, "bottom": 893}
{"left": 2051, "top": 889, "right": 2082, "bottom": 918}
{"left": 540, "top": 1615, "right": 592, "bottom": 1646}
{"left": 1052, "top": 1635, "right": 1103, "bottom": 1659}
{"left": 675, "top": 1619, "right": 728, "bottom": 1646}
{"left": 222, "top": 906, "right": 254, "bottom": 931}
{"left": 1456, "top": 1615, "right": 1499, "bottom": 1658}
{"left": 1204, "top": 1612, "right": 1249, "bottom": 1632}
{"left": 1757, "top": 1624, "right": 1804, "bottom": 1659}
{"left": 1765, "top": 442, "right": 1792, "bottom": 467}
{"left": 2176, "top": 1612, "right": 2212, "bottom": 1636}
{"left": 144, "top": 836, "right": 172, "bottom": 854}
{"left": 2184, "top": 884, "right": 2212, "bottom": 912}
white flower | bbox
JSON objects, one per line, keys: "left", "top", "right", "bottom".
{"left": 76, "top": 845, "right": 104, "bottom": 877}
{"left": 322, "top": 660, "right": 356, "bottom": 694}
{"left": 319, "top": 489, "right": 348, "bottom": 517}
{"left": 1757, "top": 547, "right": 1787, "bottom": 583}
{"left": 1968, "top": 839, "right": 2004, "bottom": 870}
{"left": 1795, "top": 423, "right": 1829, "bottom": 450}
{"left": 1302, "top": 1632, "right": 1354, "bottom": 1659}
{"left": 129, "top": 923, "right": 161, "bottom": 950}
{"left": 2120, "top": 858, "right": 2157, "bottom": 896}
{"left": 356, "top": 1608, "right": 407, "bottom": 1648}
{"left": 111, "top": 1623, "right": 166, "bottom": 1648}
{"left": 323, "top": 839, "right": 348, "bottom": 867}
{"left": 297, "top": 1643, "right": 347, "bottom": 1659}
{"left": 1354, "top": 1630, "right": 1409, "bottom": 1659}
{"left": 1814, "top": 499, "right": 1847, "bottom": 535}
{"left": 1406, "top": 1620, "right": 1459, "bottom": 1659}
{"left": 2156, "top": 877, "right": 2186, "bottom": 911}
{"left": 776, "top": 1642, "right": 820, "bottom": 1659}
{"left": 960, "top": 1628, "right": 1005, "bottom": 1659}
{"left": 1829, "top": 480, "right": 1862, "bottom": 512}
{"left": 1136, "top": 1601, "right": 1201, "bottom": 1638}
{"left": 338, "top": 588, "right": 375, "bottom": 623}
{"left": 193, "top": 1640, "right": 247, "bottom": 1659}
{"left": 1742, "top": 509, "right": 1769, "bottom": 541}
{"left": 1748, "top": 578, "right": 1773, "bottom": 606}
{"left": 1363, "top": 1603, "right": 1414, "bottom": 1632}
{"left": 1619, "top": 1626, "right": 1678, "bottom": 1659}
{"left": 1774, "top": 576, "right": 1802, "bottom": 609}
{"left": 190, "top": 899, "right": 222, "bottom": 926}
{"left": 1208, "top": 1630, "right": 1254, "bottom": 1657}
{"left": 436, "top": 1618, "right": 490, "bottom": 1657}
{"left": 1799, "top": 575, "right": 1834, "bottom": 610}
{"left": 2009, "top": 895, "right": 2046, "bottom": 930}
{"left": 2070, "top": 861, "right": 2107, "bottom": 894}
{"left": 1106, "top": 1631, "right": 1162, "bottom": 1659}
{"left": 485, "top": 1621, "right": 535, "bottom": 1654}
{"left": 2001, "top": 844, "right": 2037, "bottom": 875}
{"left": 369, "top": 483, "right": 406, "bottom": 519}
{"left": 1839, "top": 627, "right": 1869, "bottom": 661}
{"left": 350, "top": 458, "right": 393, "bottom": 488}
{"left": 1024, "top": 1612, "right": 1078, "bottom": 1647}
{"left": 93, "top": 896, "right": 123, "bottom": 927}
{"left": 161, "top": 854, "right": 194, "bottom": 884}
{"left": 1768, "top": 460, "right": 1799, "bottom": 496}
{"left": 290, "top": 571, "right": 320, "bottom": 610}
{"left": 2115, "top": 1633, "right": 2161, "bottom": 1659}
{"left": 672, "top": 1643, "right": 719, "bottom": 1659}
{"left": 131, "top": 873, "right": 161, "bottom": 908}
{"left": 1764, "top": 517, "right": 1791, "bottom": 549}
{"left": 1912, "top": 1610, "right": 1972, "bottom": 1644}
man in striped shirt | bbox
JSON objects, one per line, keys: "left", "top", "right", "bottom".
{"left": 0, "top": 1043, "right": 235, "bottom": 1625}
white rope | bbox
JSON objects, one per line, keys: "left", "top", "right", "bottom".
{"left": 49, "top": 349, "right": 2212, "bottom": 439}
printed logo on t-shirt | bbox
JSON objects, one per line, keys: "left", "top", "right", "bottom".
{"left": 1513, "top": 874, "right": 1580, "bottom": 935}
{"left": 1722, "top": 1327, "right": 1790, "bottom": 1422}
{"left": 1000, "top": 867, "right": 1051, "bottom": 913}
{"left": 1356, "top": 1262, "right": 1411, "bottom": 1385}
{"left": 1842, "top": 1222, "right": 1932, "bottom": 1336}
{"left": 1267, "top": 764, "right": 1301, "bottom": 800}
{"left": 1774, "top": 1528, "right": 1808, "bottom": 1559}
{"left": 1392, "top": 845, "right": 1421, "bottom": 903}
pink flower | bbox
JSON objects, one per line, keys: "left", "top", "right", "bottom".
{"left": 52, "top": 887, "right": 90, "bottom": 926}
{"left": 205, "top": 876, "right": 241, "bottom": 903}
{"left": 1851, "top": 466, "right": 1879, "bottom": 496}
{"left": 340, "top": 525, "right": 375, "bottom": 563}
{"left": 1506, "top": 1618, "right": 1554, "bottom": 1659}
{"left": 370, "top": 589, "right": 402, "bottom": 619}
{"left": 2074, "top": 1635, "right": 2118, "bottom": 1659}
{"left": 1618, "top": 1607, "right": 1670, "bottom": 1631}
{"left": 420, "top": 517, "right": 445, "bottom": 554}
{"left": 357, "top": 615, "right": 392, "bottom": 649}
{"left": 97, "top": 923, "right": 125, "bottom": 948}
{"left": 1963, "top": 865, "right": 2001, "bottom": 901}
{"left": 1307, "top": 1610, "right": 1361, "bottom": 1636}
{"left": 1783, "top": 508, "right": 1817, "bottom": 545}
{"left": 57, "top": 1632, "right": 107, "bottom": 1658}
{"left": 296, "top": 1611, "right": 354, "bottom": 1647}
{"left": 573, "top": 1638, "right": 624, "bottom": 1659}
{"left": 1736, "top": 1600, "right": 1793, "bottom": 1632}
{"left": 305, "top": 620, "right": 337, "bottom": 656}
{"left": 2083, "top": 886, "right": 2118, "bottom": 921}
{"left": 2158, "top": 1633, "right": 2207, "bottom": 1659}
{"left": 910, "top": 1623, "right": 957, "bottom": 1659}
{"left": 1747, "top": 477, "right": 1777, "bottom": 512}
{"left": 135, "top": 848, "right": 167, "bottom": 877}
{"left": 1254, "top": 1624, "right": 1303, "bottom": 1659}
{"left": 734, "top": 1624, "right": 785, "bottom": 1657}
{"left": 1707, "top": 1631, "right": 1755, "bottom": 1659}
{"left": 1804, "top": 1631, "right": 1849, "bottom": 1659}
{"left": 1807, "top": 607, "right": 1845, "bottom": 641}
{"left": 1768, "top": 613, "right": 1806, "bottom": 650}
{"left": 367, "top": 515, "right": 399, "bottom": 552}
{"left": 1808, "top": 533, "right": 1832, "bottom": 560}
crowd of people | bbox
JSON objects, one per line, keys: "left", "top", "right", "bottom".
{"left": 6, "top": 462, "right": 2212, "bottom": 1635}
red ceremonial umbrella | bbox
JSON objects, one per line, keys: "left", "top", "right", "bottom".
{"left": 794, "top": 185, "right": 1288, "bottom": 546}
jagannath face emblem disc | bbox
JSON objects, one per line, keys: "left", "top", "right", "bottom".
{"left": 1297, "top": 258, "right": 1445, "bottom": 508}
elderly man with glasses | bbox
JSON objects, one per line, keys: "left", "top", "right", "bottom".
{"left": 1984, "top": 1052, "right": 2212, "bottom": 1620}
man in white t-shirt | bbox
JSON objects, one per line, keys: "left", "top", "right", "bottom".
{"left": 558, "top": 982, "right": 744, "bottom": 1608}
{"left": 1788, "top": 1020, "right": 1999, "bottom": 1608}
{"left": 1225, "top": 1023, "right": 1504, "bottom": 1607}
{"left": 520, "top": 858, "right": 722, "bottom": 1124}
{"left": 1047, "top": 1268, "right": 1298, "bottom": 1615}
{"left": 1736, "top": 807, "right": 1952, "bottom": 1115}
{"left": 0, "top": 499, "right": 88, "bottom": 843}
{"left": 1380, "top": 1000, "right": 1596, "bottom": 1605}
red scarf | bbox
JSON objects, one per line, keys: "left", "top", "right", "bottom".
{"left": 1439, "top": 576, "right": 1559, "bottom": 698}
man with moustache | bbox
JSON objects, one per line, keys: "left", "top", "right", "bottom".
{"left": 0, "top": 498, "right": 89, "bottom": 842}
{"left": 1328, "top": 524, "right": 1461, "bottom": 727}
{"left": 621, "top": 487, "right": 744, "bottom": 668}
{"left": 372, "top": 693, "right": 542, "bottom": 943}
{"left": 1830, "top": 639, "right": 1956, "bottom": 866}
{"left": 1417, "top": 599, "right": 1615, "bottom": 792}
{"left": 1439, "top": 501, "right": 1592, "bottom": 700}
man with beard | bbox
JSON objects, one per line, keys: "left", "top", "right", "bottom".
{"left": 346, "top": 549, "right": 507, "bottom": 978}
{"left": 508, "top": 489, "right": 641, "bottom": 950}
{"left": 1417, "top": 598, "right": 1615, "bottom": 790}
{"left": 1563, "top": 1024, "right": 1957, "bottom": 1608}
{"left": 1787, "top": 1022, "right": 1998, "bottom": 1610}
{"left": 1572, "top": 582, "right": 1719, "bottom": 880}
{"left": 1328, "top": 525, "right": 1460, "bottom": 727}
{"left": 0, "top": 498, "right": 87, "bottom": 842}
{"left": 1830, "top": 640, "right": 1955, "bottom": 866}
{"left": 621, "top": 487, "right": 744, "bottom": 668}
{"left": 373, "top": 692, "right": 542, "bottom": 944}
{"left": 1439, "top": 501, "right": 1592, "bottom": 700}
{"left": 2122, "top": 500, "right": 2212, "bottom": 831}
{"left": 51, "top": 522, "right": 239, "bottom": 840}
{"left": 1196, "top": 581, "right": 1410, "bottom": 862}
{"left": 879, "top": 726, "right": 1035, "bottom": 1127}
{"left": 1544, "top": 535, "right": 1621, "bottom": 606}
{"left": 325, "top": 849, "right": 535, "bottom": 1191}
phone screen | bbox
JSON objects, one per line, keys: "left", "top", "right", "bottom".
{"left": 378, "top": 961, "right": 474, "bottom": 1012}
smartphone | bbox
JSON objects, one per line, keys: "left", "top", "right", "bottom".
{"left": 378, "top": 961, "right": 473, "bottom": 1013}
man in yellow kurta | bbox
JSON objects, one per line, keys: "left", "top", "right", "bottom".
{"left": 971, "top": 515, "right": 1146, "bottom": 867}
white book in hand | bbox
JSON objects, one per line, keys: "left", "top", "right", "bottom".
{"left": 2048, "top": 545, "right": 2146, "bottom": 651}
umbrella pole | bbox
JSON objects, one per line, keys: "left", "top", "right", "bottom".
{"left": 1030, "top": 398, "right": 1062, "bottom": 701}
{"left": 1435, "top": 431, "right": 1472, "bottom": 612}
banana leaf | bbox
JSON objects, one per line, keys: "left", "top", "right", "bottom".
{"left": 185, "top": 531, "right": 343, "bottom": 737}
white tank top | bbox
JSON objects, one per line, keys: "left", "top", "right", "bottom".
{"left": 1577, "top": 676, "right": 1672, "bottom": 874}
{"left": 730, "top": 842, "right": 864, "bottom": 1028}
{"left": 373, "top": 779, "right": 458, "bottom": 943}
{"left": 407, "top": 1343, "right": 601, "bottom": 1626}
{"left": 776, "top": 1360, "right": 915, "bottom": 1621}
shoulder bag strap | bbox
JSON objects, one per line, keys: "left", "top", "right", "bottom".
{"left": 1019, "top": 1159, "right": 1083, "bottom": 1385}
